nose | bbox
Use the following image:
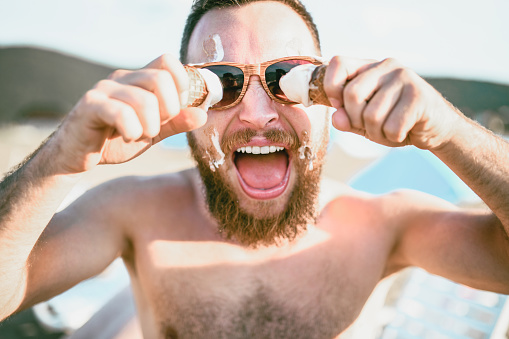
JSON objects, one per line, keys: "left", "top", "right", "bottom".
{"left": 237, "top": 75, "right": 279, "bottom": 129}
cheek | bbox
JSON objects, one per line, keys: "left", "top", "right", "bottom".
{"left": 285, "top": 105, "right": 329, "bottom": 143}
{"left": 193, "top": 110, "right": 231, "bottom": 142}
{"left": 307, "top": 106, "right": 330, "bottom": 138}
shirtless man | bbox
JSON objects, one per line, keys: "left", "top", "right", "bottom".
{"left": 1, "top": 0, "right": 509, "bottom": 338}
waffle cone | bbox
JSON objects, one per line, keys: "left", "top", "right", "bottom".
{"left": 184, "top": 66, "right": 209, "bottom": 107}
{"left": 309, "top": 65, "right": 332, "bottom": 107}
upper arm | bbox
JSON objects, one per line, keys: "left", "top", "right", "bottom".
{"left": 18, "top": 177, "right": 134, "bottom": 310}
{"left": 387, "top": 190, "right": 509, "bottom": 294}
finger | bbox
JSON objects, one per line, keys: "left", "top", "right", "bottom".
{"left": 331, "top": 107, "right": 352, "bottom": 132}
{"left": 144, "top": 54, "right": 190, "bottom": 107}
{"left": 362, "top": 77, "right": 404, "bottom": 143}
{"left": 331, "top": 107, "right": 366, "bottom": 138}
{"left": 95, "top": 80, "right": 161, "bottom": 139}
{"left": 343, "top": 78, "right": 379, "bottom": 131}
{"left": 110, "top": 69, "right": 181, "bottom": 123}
{"left": 343, "top": 59, "right": 405, "bottom": 130}
{"left": 84, "top": 89, "right": 143, "bottom": 142}
{"left": 323, "top": 56, "right": 376, "bottom": 108}
{"left": 154, "top": 107, "right": 208, "bottom": 143}
{"left": 382, "top": 87, "right": 420, "bottom": 144}
{"left": 107, "top": 69, "right": 130, "bottom": 80}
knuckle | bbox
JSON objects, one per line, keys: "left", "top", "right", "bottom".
{"left": 383, "top": 124, "right": 403, "bottom": 142}
{"left": 180, "top": 69, "right": 190, "bottom": 90}
{"left": 82, "top": 88, "right": 98, "bottom": 101}
{"left": 166, "top": 100, "right": 181, "bottom": 117}
{"left": 163, "top": 53, "right": 179, "bottom": 64}
{"left": 152, "top": 69, "right": 173, "bottom": 89}
{"left": 344, "top": 84, "right": 362, "bottom": 103}
{"left": 329, "top": 55, "right": 342, "bottom": 67}
{"left": 81, "top": 88, "right": 103, "bottom": 105}
{"left": 393, "top": 67, "right": 412, "bottom": 80}
{"left": 153, "top": 68, "right": 171, "bottom": 82}
{"left": 160, "top": 54, "right": 180, "bottom": 70}
{"left": 108, "top": 69, "right": 128, "bottom": 80}
{"left": 403, "top": 83, "right": 420, "bottom": 101}
{"left": 380, "top": 57, "right": 400, "bottom": 69}
{"left": 138, "top": 91, "right": 159, "bottom": 110}
{"left": 363, "top": 109, "right": 380, "bottom": 125}
{"left": 147, "top": 125, "right": 161, "bottom": 138}
{"left": 115, "top": 104, "right": 134, "bottom": 122}
{"left": 393, "top": 67, "right": 406, "bottom": 78}
{"left": 94, "top": 79, "right": 113, "bottom": 90}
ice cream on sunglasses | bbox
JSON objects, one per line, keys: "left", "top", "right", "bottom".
{"left": 184, "top": 66, "right": 223, "bottom": 109}
{"left": 279, "top": 64, "right": 332, "bottom": 107}
{"left": 185, "top": 62, "right": 332, "bottom": 109}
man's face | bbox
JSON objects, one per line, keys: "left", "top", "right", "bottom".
{"left": 186, "top": 2, "right": 330, "bottom": 247}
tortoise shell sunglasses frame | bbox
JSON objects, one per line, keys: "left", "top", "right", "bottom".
{"left": 189, "top": 56, "right": 323, "bottom": 110}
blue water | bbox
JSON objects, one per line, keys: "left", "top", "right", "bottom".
{"left": 160, "top": 132, "right": 189, "bottom": 149}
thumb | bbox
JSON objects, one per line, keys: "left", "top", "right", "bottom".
{"left": 331, "top": 107, "right": 353, "bottom": 132}
{"left": 155, "top": 107, "right": 208, "bottom": 143}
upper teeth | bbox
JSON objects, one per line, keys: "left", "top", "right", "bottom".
{"left": 236, "top": 146, "right": 285, "bottom": 154}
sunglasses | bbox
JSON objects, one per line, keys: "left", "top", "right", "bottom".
{"left": 190, "top": 56, "right": 323, "bottom": 110}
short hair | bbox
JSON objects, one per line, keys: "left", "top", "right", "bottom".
{"left": 179, "top": 0, "right": 321, "bottom": 63}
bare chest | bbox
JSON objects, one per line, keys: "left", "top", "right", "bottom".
{"left": 129, "top": 231, "right": 387, "bottom": 339}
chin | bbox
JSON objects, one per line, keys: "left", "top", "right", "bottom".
{"left": 187, "top": 129, "right": 324, "bottom": 248}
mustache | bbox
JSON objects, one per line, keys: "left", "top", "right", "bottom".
{"left": 221, "top": 128, "right": 300, "bottom": 154}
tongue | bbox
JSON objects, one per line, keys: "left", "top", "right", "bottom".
{"left": 235, "top": 152, "right": 288, "bottom": 189}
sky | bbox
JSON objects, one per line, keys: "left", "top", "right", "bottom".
{"left": 0, "top": 0, "right": 508, "bottom": 85}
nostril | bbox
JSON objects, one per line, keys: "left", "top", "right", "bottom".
{"left": 265, "top": 117, "right": 277, "bottom": 127}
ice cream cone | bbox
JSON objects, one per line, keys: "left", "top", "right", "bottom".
{"left": 309, "top": 65, "right": 332, "bottom": 107}
{"left": 184, "top": 66, "right": 209, "bottom": 107}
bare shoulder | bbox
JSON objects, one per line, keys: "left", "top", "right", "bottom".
{"left": 97, "top": 168, "right": 198, "bottom": 215}
{"left": 319, "top": 177, "right": 379, "bottom": 221}
{"left": 322, "top": 184, "right": 459, "bottom": 223}
{"left": 319, "top": 186, "right": 460, "bottom": 248}
{"left": 320, "top": 187, "right": 470, "bottom": 277}
{"left": 58, "top": 169, "right": 199, "bottom": 237}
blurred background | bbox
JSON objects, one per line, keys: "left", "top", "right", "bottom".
{"left": 0, "top": 0, "right": 508, "bottom": 338}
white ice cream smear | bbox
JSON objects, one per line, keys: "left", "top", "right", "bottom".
{"left": 298, "top": 144, "right": 316, "bottom": 171}
{"left": 207, "top": 128, "right": 225, "bottom": 172}
{"left": 197, "top": 68, "right": 223, "bottom": 109}
{"left": 298, "top": 132, "right": 317, "bottom": 171}
{"left": 285, "top": 38, "right": 302, "bottom": 57}
{"left": 203, "top": 34, "right": 225, "bottom": 62}
{"left": 279, "top": 63, "right": 317, "bottom": 107}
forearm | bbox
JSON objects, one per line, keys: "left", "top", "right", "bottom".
{"left": 0, "top": 134, "right": 82, "bottom": 318}
{"left": 432, "top": 112, "right": 509, "bottom": 228}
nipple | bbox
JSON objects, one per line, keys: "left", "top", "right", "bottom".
{"left": 297, "top": 131, "right": 317, "bottom": 171}
{"left": 204, "top": 128, "right": 226, "bottom": 172}
{"left": 203, "top": 34, "right": 225, "bottom": 63}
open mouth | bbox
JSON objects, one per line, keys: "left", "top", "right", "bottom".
{"left": 233, "top": 144, "right": 291, "bottom": 200}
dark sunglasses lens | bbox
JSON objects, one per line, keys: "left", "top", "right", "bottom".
{"left": 203, "top": 65, "right": 244, "bottom": 108}
{"left": 265, "top": 60, "right": 313, "bottom": 102}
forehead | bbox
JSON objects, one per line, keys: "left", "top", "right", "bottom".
{"left": 187, "top": 2, "right": 318, "bottom": 64}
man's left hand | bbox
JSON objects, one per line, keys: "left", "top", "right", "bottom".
{"left": 324, "top": 56, "right": 462, "bottom": 150}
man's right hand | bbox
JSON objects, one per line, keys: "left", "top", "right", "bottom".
{"left": 54, "top": 54, "right": 208, "bottom": 174}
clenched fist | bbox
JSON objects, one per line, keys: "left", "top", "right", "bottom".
{"left": 324, "top": 56, "right": 462, "bottom": 150}
{"left": 54, "top": 54, "right": 208, "bottom": 174}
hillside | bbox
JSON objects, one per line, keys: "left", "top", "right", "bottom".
{"left": 0, "top": 47, "right": 508, "bottom": 132}
{"left": 0, "top": 47, "right": 114, "bottom": 121}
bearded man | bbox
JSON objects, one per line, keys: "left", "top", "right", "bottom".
{"left": 1, "top": 0, "right": 509, "bottom": 338}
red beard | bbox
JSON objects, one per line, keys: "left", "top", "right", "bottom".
{"left": 187, "top": 127, "right": 327, "bottom": 248}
